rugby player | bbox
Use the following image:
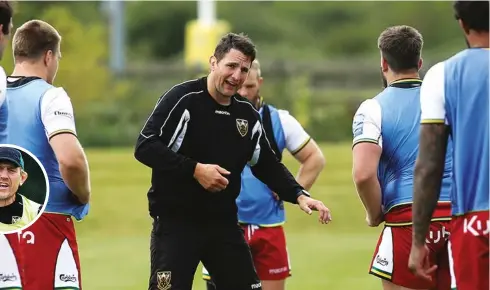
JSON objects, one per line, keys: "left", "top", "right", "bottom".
{"left": 0, "top": 3, "right": 22, "bottom": 290}
{"left": 409, "top": 2, "right": 489, "bottom": 290}
{"left": 0, "top": 0, "right": 12, "bottom": 142}
{"left": 202, "top": 59, "right": 325, "bottom": 290}
{"left": 5, "top": 20, "right": 91, "bottom": 290}
{"left": 352, "top": 25, "right": 453, "bottom": 290}
{"left": 135, "top": 32, "right": 331, "bottom": 290}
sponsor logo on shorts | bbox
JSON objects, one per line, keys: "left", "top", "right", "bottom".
{"left": 59, "top": 274, "right": 77, "bottom": 283}
{"left": 426, "top": 226, "right": 450, "bottom": 244}
{"left": 269, "top": 266, "right": 288, "bottom": 274}
{"left": 157, "top": 271, "right": 171, "bottom": 290}
{"left": 0, "top": 273, "right": 17, "bottom": 282}
{"left": 375, "top": 255, "right": 388, "bottom": 267}
{"left": 251, "top": 282, "right": 262, "bottom": 289}
{"left": 464, "top": 216, "right": 490, "bottom": 237}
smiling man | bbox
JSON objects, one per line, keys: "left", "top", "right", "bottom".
{"left": 0, "top": 146, "right": 42, "bottom": 233}
{"left": 135, "top": 32, "right": 332, "bottom": 290}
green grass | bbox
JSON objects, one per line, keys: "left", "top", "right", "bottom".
{"left": 75, "top": 143, "right": 384, "bottom": 289}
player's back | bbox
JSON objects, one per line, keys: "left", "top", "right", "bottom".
{"left": 443, "top": 48, "right": 489, "bottom": 215}
{"left": 6, "top": 77, "right": 88, "bottom": 220}
{"left": 0, "top": 66, "right": 8, "bottom": 143}
{"left": 376, "top": 80, "right": 452, "bottom": 211}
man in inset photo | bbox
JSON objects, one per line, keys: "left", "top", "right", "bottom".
{"left": 0, "top": 146, "right": 42, "bottom": 233}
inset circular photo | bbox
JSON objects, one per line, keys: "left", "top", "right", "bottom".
{"left": 0, "top": 144, "right": 49, "bottom": 234}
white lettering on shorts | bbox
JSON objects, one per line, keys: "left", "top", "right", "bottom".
{"left": 269, "top": 267, "right": 288, "bottom": 274}
{"left": 0, "top": 235, "right": 22, "bottom": 288}
{"left": 463, "top": 215, "right": 490, "bottom": 236}
{"left": 370, "top": 227, "right": 394, "bottom": 278}
{"left": 251, "top": 282, "right": 262, "bottom": 289}
{"left": 54, "top": 239, "right": 80, "bottom": 289}
{"left": 21, "top": 231, "right": 35, "bottom": 244}
{"left": 426, "top": 226, "right": 450, "bottom": 244}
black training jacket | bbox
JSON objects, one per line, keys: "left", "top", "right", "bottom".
{"left": 134, "top": 77, "right": 307, "bottom": 224}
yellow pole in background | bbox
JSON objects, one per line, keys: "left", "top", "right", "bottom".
{"left": 184, "top": 0, "right": 231, "bottom": 73}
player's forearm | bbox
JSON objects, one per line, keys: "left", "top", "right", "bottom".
{"left": 59, "top": 151, "right": 91, "bottom": 204}
{"left": 296, "top": 153, "right": 325, "bottom": 191}
{"left": 134, "top": 136, "right": 197, "bottom": 177}
{"left": 354, "top": 176, "right": 382, "bottom": 218}
{"left": 412, "top": 124, "right": 447, "bottom": 246}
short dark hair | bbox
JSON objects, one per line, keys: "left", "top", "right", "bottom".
{"left": 213, "top": 32, "right": 256, "bottom": 63}
{"left": 454, "top": 1, "right": 489, "bottom": 32}
{"left": 0, "top": 1, "right": 12, "bottom": 35}
{"left": 377, "top": 25, "right": 423, "bottom": 73}
{"left": 13, "top": 20, "right": 61, "bottom": 60}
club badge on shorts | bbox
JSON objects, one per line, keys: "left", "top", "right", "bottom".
{"left": 236, "top": 119, "right": 248, "bottom": 137}
{"left": 157, "top": 271, "right": 171, "bottom": 290}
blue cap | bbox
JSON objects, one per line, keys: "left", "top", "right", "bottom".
{"left": 0, "top": 147, "right": 24, "bottom": 169}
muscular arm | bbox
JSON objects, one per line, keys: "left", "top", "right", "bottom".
{"left": 50, "top": 134, "right": 91, "bottom": 204}
{"left": 351, "top": 99, "right": 383, "bottom": 220}
{"left": 279, "top": 110, "right": 325, "bottom": 191}
{"left": 134, "top": 87, "right": 198, "bottom": 177}
{"left": 42, "top": 88, "right": 91, "bottom": 204}
{"left": 412, "top": 124, "right": 449, "bottom": 246}
{"left": 293, "top": 139, "right": 325, "bottom": 191}
{"left": 412, "top": 61, "right": 449, "bottom": 246}
{"left": 352, "top": 143, "right": 383, "bottom": 219}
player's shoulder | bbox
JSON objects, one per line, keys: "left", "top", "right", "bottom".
{"left": 233, "top": 94, "right": 254, "bottom": 107}
{"left": 43, "top": 86, "right": 71, "bottom": 102}
{"left": 0, "top": 66, "right": 6, "bottom": 78}
{"left": 447, "top": 48, "right": 477, "bottom": 63}
{"left": 162, "top": 78, "right": 204, "bottom": 102}
{"left": 355, "top": 98, "right": 382, "bottom": 116}
{"left": 275, "top": 108, "right": 301, "bottom": 125}
{"left": 424, "top": 61, "right": 445, "bottom": 79}
{"left": 233, "top": 95, "right": 260, "bottom": 116}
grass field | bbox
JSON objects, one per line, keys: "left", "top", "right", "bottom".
{"left": 75, "top": 143, "right": 384, "bottom": 290}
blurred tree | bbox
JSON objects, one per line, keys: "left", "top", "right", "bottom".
{"left": 11, "top": 1, "right": 101, "bottom": 29}
{"left": 126, "top": 1, "right": 196, "bottom": 60}
{"left": 123, "top": 1, "right": 464, "bottom": 61}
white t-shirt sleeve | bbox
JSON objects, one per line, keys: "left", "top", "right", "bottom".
{"left": 420, "top": 62, "right": 447, "bottom": 124}
{"left": 352, "top": 99, "right": 383, "bottom": 148}
{"left": 40, "top": 87, "right": 77, "bottom": 139}
{"left": 0, "top": 67, "right": 6, "bottom": 108}
{"left": 277, "top": 109, "right": 311, "bottom": 154}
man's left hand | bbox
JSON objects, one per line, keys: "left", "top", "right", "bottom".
{"left": 297, "top": 195, "right": 332, "bottom": 224}
{"left": 408, "top": 243, "right": 437, "bottom": 282}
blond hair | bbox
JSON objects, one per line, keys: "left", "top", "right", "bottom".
{"left": 251, "top": 59, "right": 261, "bottom": 78}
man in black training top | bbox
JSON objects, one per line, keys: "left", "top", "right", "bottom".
{"left": 134, "top": 32, "right": 332, "bottom": 290}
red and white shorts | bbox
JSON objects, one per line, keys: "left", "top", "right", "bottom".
{"left": 18, "top": 212, "right": 82, "bottom": 290}
{"left": 203, "top": 224, "right": 291, "bottom": 281}
{"left": 448, "top": 210, "right": 489, "bottom": 290}
{"left": 369, "top": 203, "right": 452, "bottom": 289}
{"left": 0, "top": 233, "right": 23, "bottom": 289}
